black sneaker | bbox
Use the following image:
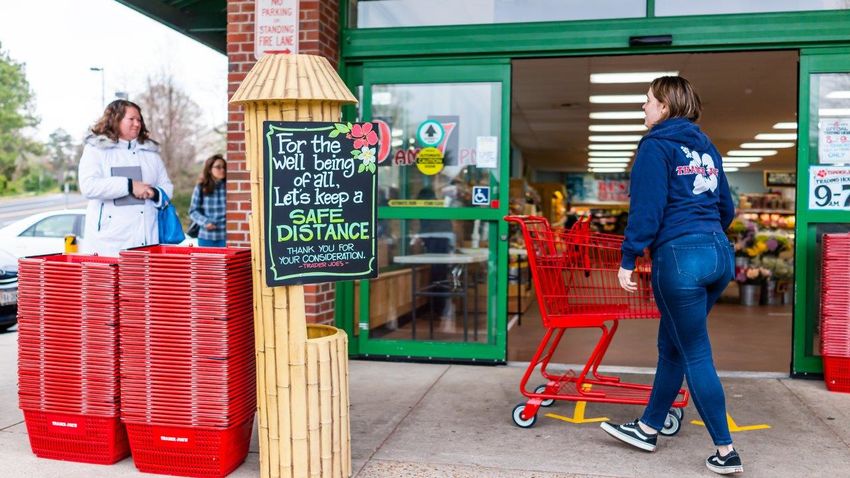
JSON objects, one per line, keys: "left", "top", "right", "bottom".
{"left": 600, "top": 419, "right": 657, "bottom": 452}
{"left": 706, "top": 449, "right": 744, "bottom": 474}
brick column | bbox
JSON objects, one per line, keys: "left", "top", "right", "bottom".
{"left": 227, "top": 0, "right": 341, "bottom": 325}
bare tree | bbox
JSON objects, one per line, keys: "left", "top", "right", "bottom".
{"left": 135, "top": 73, "right": 205, "bottom": 193}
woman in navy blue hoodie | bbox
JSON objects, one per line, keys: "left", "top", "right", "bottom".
{"left": 599, "top": 77, "right": 743, "bottom": 475}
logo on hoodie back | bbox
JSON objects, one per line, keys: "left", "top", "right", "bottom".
{"left": 675, "top": 146, "right": 718, "bottom": 195}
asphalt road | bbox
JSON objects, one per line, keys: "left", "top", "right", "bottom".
{"left": 0, "top": 193, "right": 88, "bottom": 227}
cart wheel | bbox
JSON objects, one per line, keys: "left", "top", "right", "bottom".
{"left": 534, "top": 385, "right": 555, "bottom": 407}
{"left": 670, "top": 407, "right": 684, "bottom": 421}
{"left": 659, "top": 413, "right": 681, "bottom": 436}
{"left": 512, "top": 403, "right": 537, "bottom": 428}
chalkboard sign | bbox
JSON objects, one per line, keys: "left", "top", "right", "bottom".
{"left": 262, "top": 121, "right": 378, "bottom": 286}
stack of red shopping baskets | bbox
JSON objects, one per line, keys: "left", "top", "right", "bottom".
{"left": 821, "top": 233, "right": 850, "bottom": 393}
{"left": 118, "top": 245, "right": 255, "bottom": 477}
{"left": 17, "top": 254, "right": 129, "bottom": 464}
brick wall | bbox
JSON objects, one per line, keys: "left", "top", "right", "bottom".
{"left": 226, "top": 0, "right": 341, "bottom": 324}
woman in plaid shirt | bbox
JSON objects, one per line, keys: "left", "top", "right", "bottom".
{"left": 189, "top": 154, "right": 227, "bottom": 247}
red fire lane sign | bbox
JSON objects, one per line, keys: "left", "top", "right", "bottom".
{"left": 255, "top": 0, "right": 299, "bottom": 59}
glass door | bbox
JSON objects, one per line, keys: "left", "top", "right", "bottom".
{"left": 352, "top": 60, "right": 511, "bottom": 361}
{"left": 794, "top": 49, "right": 850, "bottom": 375}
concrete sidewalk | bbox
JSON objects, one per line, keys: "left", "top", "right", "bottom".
{"left": 1, "top": 328, "right": 849, "bottom": 477}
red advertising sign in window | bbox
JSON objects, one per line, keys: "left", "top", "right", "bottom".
{"left": 597, "top": 180, "right": 629, "bottom": 202}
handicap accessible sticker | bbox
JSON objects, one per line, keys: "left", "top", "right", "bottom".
{"left": 472, "top": 186, "right": 490, "bottom": 206}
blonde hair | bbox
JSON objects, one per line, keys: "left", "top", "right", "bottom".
{"left": 649, "top": 76, "right": 702, "bottom": 122}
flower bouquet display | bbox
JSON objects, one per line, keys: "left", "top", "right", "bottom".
{"left": 735, "top": 265, "right": 771, "bottom": 306}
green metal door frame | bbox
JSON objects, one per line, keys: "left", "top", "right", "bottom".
{"left": 336, "top": 3, "right": 850, "bottom": 369}
{"left": 793, "top": 47, "right": 850, "bottom": 376}
{"left": 339, "top": 59, "right": 511, "bottom": 362}
{"left": 340, "top": 9, "right": 850, "bottom": 61}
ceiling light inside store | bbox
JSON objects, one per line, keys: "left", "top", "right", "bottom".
{"left": 725, "top": 157, "right": 763, "bottom": 163}
{"left": 589, "top": 135, "right": 642, "bottom": 142}
{"left": 740, "top": 142, "right": 795, "bottom": 149}
{"left": 588, "top": 157, "right": 631, "bottom": 163}
{"left": 589, "top": 151, "right": 634, "bottom": 157}
{"left": 589, "top": 124, "right": 647, "bottom": 132}
{"left": 589, "top": 95, "right": 646, "bottom": 104}
{"left": 826, "top": 91, "right": 850, "bottom": 99}
{"left": 588, "top": 144, "right": 638, "bottom": 150}
{"left": 589, "top": 111, "right": 646, "bottom": 120}
{"left": 728, "top": 150, "right": 777, "bottom": 156}
{"left": 391, "top": 129, "right": 404, "bottom": 137}
{"left": 755, "top": 133, "right": 797, "bottom": 141}
{"left": 588, "top": 167, "right": 627, "bottom": 173}
{"left": 391, "top": 139, "right": 402, "bottom": 147}
{"left": 724, "top": 162, "right": 752, "bottom": 167}
{"left": 725, "top": 167, "right": 739, "bottom": 172}
{"left": 819, "top": 108, "right": 850, "bottom": 116}
{"left": 590, "top": 71, "right": 678, "bottom": 84}
{"left": 773, "top": 122, "right": 797, "bottom": 129}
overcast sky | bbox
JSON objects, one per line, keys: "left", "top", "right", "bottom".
{"left": 0, "top": 0, "right": 227, "bottom": 142}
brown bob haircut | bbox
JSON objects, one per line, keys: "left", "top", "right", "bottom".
{"left": 649, "top": 76, "right": 702, "bottom": 122}
{"left": 90, "top": 99, "right": 152, "bottom": 143}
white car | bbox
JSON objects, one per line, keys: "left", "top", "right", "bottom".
{"left": 0, "top": 208, "right": 197, "bottom": 260}
{"left": 0, "top": 209, "right": 87, "bottom": 258}
{"left": 0, "top": 249, "right": 17, "bottom": 331}
{"left": 0, "top": 210, "right": 87, "bottom": 332}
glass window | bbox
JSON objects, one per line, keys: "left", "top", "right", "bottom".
{"left": 656, "top": 0, "right": 850, "bottom": 17}
{"left": 810, "top": 73, "right": 850, "bottom": 166}
{"left": 355, "top": 218, "right": 493, "bottom": 343}
{"left": 20, "top": 215, "right": 78, "bottom": 238}
{"left": 351, "top": 0, "right": 644, "bottom": 28}
{"left": 372, "top": 82, "right": 501, "bottom": 206}
{"left": 812, "top": 223, "right": 850, "bottom": 357}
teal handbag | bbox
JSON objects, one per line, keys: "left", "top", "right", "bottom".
{"left": 157, "top": 190, "right": 185, "bottom": 244}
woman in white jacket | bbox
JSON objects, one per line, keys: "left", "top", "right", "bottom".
{"left": 78, "top": 100, "right": 173, "bottom": 257}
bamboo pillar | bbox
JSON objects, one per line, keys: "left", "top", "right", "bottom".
{"left": 230, "top": 54, "right": 356, "bottom": 478}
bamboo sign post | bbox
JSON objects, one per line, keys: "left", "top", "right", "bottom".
{"left": 230, "top": 54, "right": 366, "bottom": 478}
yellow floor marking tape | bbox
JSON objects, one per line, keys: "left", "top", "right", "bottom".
{"left": 544, "top": 384, "right": 609, "bottom": 424}
{"left": 691, "top": 413, "right": 771, "bottom": 432}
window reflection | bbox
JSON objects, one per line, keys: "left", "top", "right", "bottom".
{"left": 810, "top": 73, "right": 850, "bottom": 165}
{"left": 352, "top": 0, "right": 644, "bottom": 28}
{"left": 355, "top": 219, "right": 492, "bottom": 343}
{"left": 372, "top": 82, "right": 501, "bottom": 206}
{"left": 657, "top": 0, "right": 849, "bottom": 16}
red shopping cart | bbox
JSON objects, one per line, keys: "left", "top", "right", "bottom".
{"left": 505, "top": 215, "right": 689, "bottom": 433}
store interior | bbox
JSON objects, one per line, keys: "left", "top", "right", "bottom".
{"left": 507, "top": 51, "right": 799, "bottom": 373}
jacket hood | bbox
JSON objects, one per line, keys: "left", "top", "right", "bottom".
{"left": 84, "top": 134, "right": 160, "bottom": 152}
{"left": 642, "top": 117, "right": 713, "bottom": 152}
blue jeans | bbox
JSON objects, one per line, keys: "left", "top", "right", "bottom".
{"left": 640, "top": 232, "right": 734, "bottom": 446}
{"left": 198, "top": 238, "right": 226, "bottom": 247}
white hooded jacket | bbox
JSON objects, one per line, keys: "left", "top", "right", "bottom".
{"left": 78, "top": 134, "right": 173, "bottom": 257}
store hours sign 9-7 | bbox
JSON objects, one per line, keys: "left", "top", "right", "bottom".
{"left": 809, "top": 166, "right": 850, "bottom": 210}
{"left": 263, "top": 121, "right": 378, "bottom": 286}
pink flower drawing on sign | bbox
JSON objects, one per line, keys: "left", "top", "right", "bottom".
{"left": 348, "top": 123, "right": 378, "bottom": 149}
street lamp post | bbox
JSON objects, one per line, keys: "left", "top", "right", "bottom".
{"left": 90, "top": 66, "right": 105, "bottom": 108}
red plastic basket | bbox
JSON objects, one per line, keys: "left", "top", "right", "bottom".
{"left": 823, "top": 356, "right": 850, "bottom": 393}
{"left": 22, "top": 410, "right": 129, "bottom": 464}
{"left": 125, "top": 417, "right": 254, "bottom": 478}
